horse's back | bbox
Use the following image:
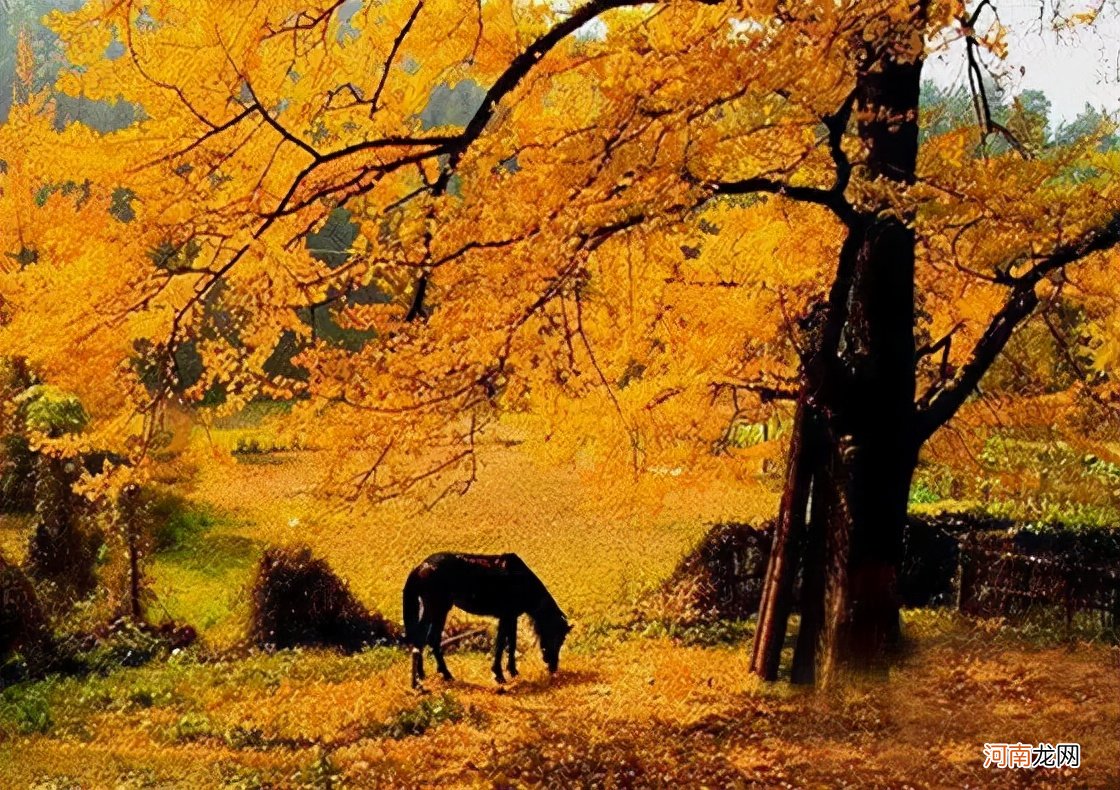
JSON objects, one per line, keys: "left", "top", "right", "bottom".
{"left": 415, "top": 552, "right": 528, "bottom": 576}
{"left": 408, "top": 552, "right": 539, "bottom": 613}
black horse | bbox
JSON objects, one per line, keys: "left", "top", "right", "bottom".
{"left": 402, "top": 552, "right": 571, "bottom": 688}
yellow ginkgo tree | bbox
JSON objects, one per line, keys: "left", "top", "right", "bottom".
{"left": 2, "top": 0, "right": 1120, "bottom": 683}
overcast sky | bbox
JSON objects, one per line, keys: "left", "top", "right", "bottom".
{"left": 924, "top": 0, "right": 1120, "bottom": 120}
{"left": 2, "top": 0, "right": 1119, "bottom": 123}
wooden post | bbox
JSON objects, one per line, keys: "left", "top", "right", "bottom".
{"left": 750, "top": 399, "right": 818, "bottom": 680}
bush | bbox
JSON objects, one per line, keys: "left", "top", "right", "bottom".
{"left": 80, "top": 618, "right": 197, "bottom": 673}
{"left": 0, "top": 684, "right": 53, "bottom": 734}
{"left": 0, "top": 433, "right": 35, "bottom": 513}
{"left": 249, "top": 546, "right": 400, "bottom": 653}
{"left": 0, "top": 552, "right": 54, "bottom": 681}
{"left": 19, "top": 385, "right": 88, "bottom": 437}
{"left": 26, "top": 452, "right": 101, "bottom": 604}
{"left": 170, "top": 712, "right": 214, "bottom": 743}
{"left": 645, "top": 521, "right": 774, "bottom": 625}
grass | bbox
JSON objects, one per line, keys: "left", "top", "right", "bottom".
{"left": 0, "top": 626, "right": 1116, "bottom": 787}
{"left": 367, "top": 692, "right": 469, "bottom": 740}
{"left": 2, "top": 428, "right": 1118, "bottom": 786}
{"left": 153, "top": 438, "right": 779, "bottom": 648}
{"left": 628, "top": 617, "right": 756, "bottom": 646}
{"left": 145, "top": 500, "right": 264, "bottom": 646}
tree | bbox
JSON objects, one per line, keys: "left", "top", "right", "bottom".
{"left": 1, "top": 0, "right": 1119, "bottom": 683}
{"left": 22, "top": 385, "right": 101, "bottom": 603}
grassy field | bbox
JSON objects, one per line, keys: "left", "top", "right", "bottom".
{"left": 2, "top": 430, "right": 1119, "bottom": 787}
{"left": 144, "top": 437, "right": 780, "bottom": 648}
{"left": 1, "top": 621, "right": 1117, "bottom": 787}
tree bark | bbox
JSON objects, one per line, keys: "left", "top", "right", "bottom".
{"left": 817, "top": 9, "right": 924, "bottom": 676}
{"left": 752, "top": 2, "right": 927, "bottom": 683}
{"left": 789, "top": 435, "right": 832, "bottom": 684}
{"left": 127, "top": 524, "right": 143, "bottom": 621}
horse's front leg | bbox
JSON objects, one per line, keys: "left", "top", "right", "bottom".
{"left": 492, "top": 618, "right": 509, "bottom": 684}
{"left": 506, "top": 616, "right": 518, "bottom": 678}
{"left": 411, "top": 647, "right": 424, "bottom": 689}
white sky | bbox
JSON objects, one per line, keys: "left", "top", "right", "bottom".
{"left": 924, "top": 0, "right": 1120, "bottom": 120}
{"left": 5, "top": 0, "right": 1118, "bottom": 123}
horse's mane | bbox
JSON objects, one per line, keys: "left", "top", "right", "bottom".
{"left": 501, "top": 554, "right": 567, "bottom": 639}
{"left": 528, "top": 591, "right": 568, "bottom": 639}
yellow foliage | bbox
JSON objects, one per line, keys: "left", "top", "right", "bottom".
{"left": 0, "top": 0, "right": 1118, "bottom": 500}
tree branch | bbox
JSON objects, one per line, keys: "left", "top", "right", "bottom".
{"left": 712, "top": 379, "right": 799, "bottom": 403}
{"left": 370, "top": 0, "right": 425, "bottom": 115}
{"left": 710, "top": 177, "right": 842, "bottom": 210}
{"left": 703, "top": 90, "right": 858, "bottom": 226}
{"left": 438, "top": 0, "right": 675, "bottom": 180}
{"left": 963, "top": 18, "right": 1031, "bottom": 159}
{"left": 914, "top": 213, "right": 1120, "bottom": 440}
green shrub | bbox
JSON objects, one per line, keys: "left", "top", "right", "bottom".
{"left": 126, "top": 685, "right": 173, "bottom": 710}
{"left": 908, "top": 482, "right": 941, "bottom": 505}
{"left": 81, "top": 620, "right": 180, "bottom": 672}
{"left": 909, "top": 464, "right": 957, "bottom": 504}
{"left": 0, "top": 684, "right": 53, "bottom": 734}
{"left": 19, "top": 386, "right": 88, "bottom": 437}
{"left": 296, "top": 750, "right": 342, "bottom": 789}
{"left": 170, "top": 712, "right": 214, "bottom": 743}
{"left": 220, "top": 767, "right": 267, "bottom": 790}
{"left": 372, "top": 693, "right": 465, "bottom": 740}
{"left": 234, "top": 437, "right": 264, "bottom": 455}
{"left": 0, "top": 433, "right": 35, "bottom": 512}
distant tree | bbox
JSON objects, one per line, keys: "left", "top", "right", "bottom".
{"left": 919, "top": 81, "right": 976, "bottom": 141}
{"left": 1005, "top": 89, "right": 1052, "bottom": 151}
{"left": 1055, "top": 103, "right": 1120, "bottom": 151}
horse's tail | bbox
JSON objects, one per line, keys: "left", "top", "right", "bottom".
{"left": 402, "top": 569, "right": 423, "bottom": 648}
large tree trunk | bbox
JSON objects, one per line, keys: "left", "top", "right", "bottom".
{"left": 751, "top": 3, "right": 926, "bottom": 684}
{"left": 819, "top": 9, "right": 923, "bottom": 676}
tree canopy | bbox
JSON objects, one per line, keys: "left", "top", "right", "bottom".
{"left": 2, "top": 0, "right": 1119, "bottom": 514}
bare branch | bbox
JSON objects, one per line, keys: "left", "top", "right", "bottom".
{"left": 712, "top": 379, "right": 799, "bottom": 403}
{"left": 370, "top": 1, "right": 425, "bottom": 115}
{"left": 262, "top": 1, "right": 348, "bottom": 40}
{"left": 964, "top": 24, "right": 1031, "bottom": 159}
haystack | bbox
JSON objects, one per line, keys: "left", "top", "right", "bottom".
{"left": 250, "top": 546, "right": 400, "bottom": 652}
{"left": 650, "top": 521, "right": 776, "bottom": 624}
{"left": 0, "top": 552, "right": 53, "bottom": 675}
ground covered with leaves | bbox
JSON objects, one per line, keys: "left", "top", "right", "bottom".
{"left": 1, "top": 617, "right": 1116, "bottom": 788}
{"left": 2, "top": 441, "right": 1118, "bottom": 788}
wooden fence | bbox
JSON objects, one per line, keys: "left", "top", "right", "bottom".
{"left": 958, "top": 536, "right": 1120, "bottom": 633}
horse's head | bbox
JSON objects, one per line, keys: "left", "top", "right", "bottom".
{"left": 540, "top": 617, "right": 572, "bottom": 674}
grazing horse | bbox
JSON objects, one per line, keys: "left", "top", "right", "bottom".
{"left": 402, "top": 552, "right": 572, "bottom": 688}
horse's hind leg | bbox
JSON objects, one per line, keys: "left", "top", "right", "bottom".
{"left": 427, "top": 607, "right": 453, "bottom": 681}
{"left": 411, "top": 646, "right": 425, "bottom": 689}
{"left": 411, "top": 612, "right": 429, "bottom": 688}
